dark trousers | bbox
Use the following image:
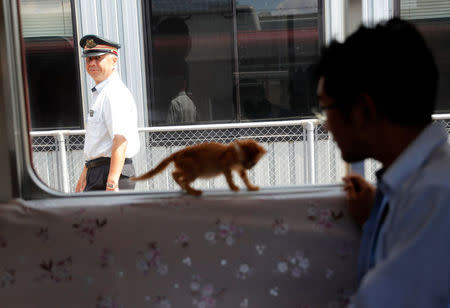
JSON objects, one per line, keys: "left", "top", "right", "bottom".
{"left": 84, "top": 157, "right": 136, "bottom": 191}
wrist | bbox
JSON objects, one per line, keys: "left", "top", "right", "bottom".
{"left": 106, "top": 182, "right": 118, "bottom": 190}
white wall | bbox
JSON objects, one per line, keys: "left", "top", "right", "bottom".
{"left": 75, "top": 0, "right": 148, "bottom": 127}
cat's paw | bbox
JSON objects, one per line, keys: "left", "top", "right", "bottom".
{"left": 247, "top": 185, "right": 260, "bottom": 191}
{"left": 186, "top": 189, "right": 203, "bottom": 196}
{"left": 230, "top": 185, "right": 240, "bottom": 192}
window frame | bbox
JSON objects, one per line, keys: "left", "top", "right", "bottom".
{"left": 1, "top": 0, "right": 353, "bottom": 200}
{"left": 141, "top": 0, "right": 327, "bottom": 126}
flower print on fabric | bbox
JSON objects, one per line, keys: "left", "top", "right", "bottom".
{"left": 100, "top": 248, "right": 114, "bottom": 269}
{"left": 35, "top": 257, "right": 72, "bottom": 283}
{"left": 153, "top": 296, "right": 171, "bottom": 308}
{"left": 96, "top": 295, "right": 121, "bottom": 308}
{"left": 272, "top": 218, "right": 289, "bottom": 235}
{"left": 175, "top": 232, "right": 190, "bottom": 248}
{"left": 72, "top": 215, "right": 107, "bottom": 244}
{"left": 240, "top": 298, "right": 249, "bottom": 308}
{"left": 35, "top": 226, "right": 50, "bottom": 243}
{"left": 307, "top": 204, "right": 343, "bottom": 231}
{"left": 328, "top": 288, "right": 354, "bottom": 308}
{"left": 190, "top": 275, "right": 226, "bottom": 308}
{"left": 204, "top": 219, "right": 243, "bottom": 246}
{"left": 0, "top": 269, "right": 15, "bottom": 288}
{"left": 136, "top": 242, "right": 168, "bottom": 276}
{"left": 235, "top": 263, "right": 253, "bottom": 280}
{"left": 269, "top": 286, "right": 280, "bottom": 297}
{"left": 275, "top": 251, "right": 310, "bottom": 278}
{"left": 325, "top": 268, "right": 335, "bottom": 280}
{"left": 255, "top": 244, "right": 267, "bottom": 256}
{"left": 337, "top": 241, "right": 354, "bottom": 260}
{"left": 0, "top": 235, "right": 6, "bottom": 248}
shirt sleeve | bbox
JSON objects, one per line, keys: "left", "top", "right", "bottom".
{"left": 166, "top": 99, "right": 181, "bottom": 123}
{"left": 103, "top": 88, "right": 136, "bottom": 140}
{"left": 350, "top": 186, "right": 450, "bottom": 308}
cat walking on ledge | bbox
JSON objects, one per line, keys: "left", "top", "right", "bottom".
{"left": 131, "top": 139, "right": 267, "bottom": 196}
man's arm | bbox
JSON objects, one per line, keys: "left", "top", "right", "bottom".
{"left": 75, "top": 166, "right": 88, "bottom": 192}
{"left": 106, "top": 134, "right": 128, "bottom": 191}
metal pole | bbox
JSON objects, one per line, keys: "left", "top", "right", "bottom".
{"left": 305, "top": 121, "right": 316, "bottom": 184}
{"left": 57, "top": 132, "right": 70, "bottom": 193}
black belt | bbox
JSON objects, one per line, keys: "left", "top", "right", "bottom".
{"left": 85, "top": 157, "right": 132, "bottom": 169}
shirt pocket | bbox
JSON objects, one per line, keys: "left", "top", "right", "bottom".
{"left": 86, "top": 109, "right": 104, "bottom": 136}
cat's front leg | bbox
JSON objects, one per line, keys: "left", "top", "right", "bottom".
{"left": 224, "top": 169, "right": 240, "bottom": 192}
{"left": 239, "top": 169, "right": 259, "bottom": 191}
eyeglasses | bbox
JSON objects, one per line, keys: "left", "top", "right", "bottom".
{"left": 312, "top": 104, "right": 337, "bottom": 122}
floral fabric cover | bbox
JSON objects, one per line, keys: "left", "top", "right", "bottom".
{"left": 0, "top": 188, "right": 360, "bottom": 308}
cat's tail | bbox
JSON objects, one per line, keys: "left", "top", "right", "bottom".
{"left": 130, "top": 154, "right": 175, "bottom": 181}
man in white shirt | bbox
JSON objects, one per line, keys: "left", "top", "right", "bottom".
{"left": 75, "top": 35, "right": 140, "bottom": 192}
{"left": 315, "top": 18, "right": 449, "bottom": 307}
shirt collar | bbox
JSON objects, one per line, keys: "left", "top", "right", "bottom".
{"left": 92, "top": 71, "right": 119, "bottom": 93}
{"left": 378, "top": 122, "right": 448, "bottom": 195}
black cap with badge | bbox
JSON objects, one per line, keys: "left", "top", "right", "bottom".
{"left": 79, "top": 34, "right": 121, "bottom": 57}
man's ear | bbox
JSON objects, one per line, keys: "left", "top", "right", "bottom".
{"left": 357, "top": 93, "right": 378, "bottom": 122}
{"left": 112, "top": 55, "right": 118, "bottom": 67}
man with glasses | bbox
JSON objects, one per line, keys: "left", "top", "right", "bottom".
{"left": 76, "top": 35, "right": 140, "bottom": 192}
{"left": 315, "top": 18, "right": 449, "bottom": 307}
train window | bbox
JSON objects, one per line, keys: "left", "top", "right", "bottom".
{"left": 400, "top": 0, "right": 450, "bottom": 113}
{"left": 143, "top": 0, "right": 323, "bottom": 126}
{"left": 20, "top": 0, "right": 82, "bottom": 130}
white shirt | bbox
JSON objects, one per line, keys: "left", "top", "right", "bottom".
{"left": 166, "top": 91, "right": 198, "bottom": 124}
{"left": 351, "top": 122, "right": 450, "bottom": 307}
{"left": 84, "top": 72, "right": 140, "bottom": 160}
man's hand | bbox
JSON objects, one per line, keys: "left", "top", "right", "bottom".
{"left": 107, "top": 135, "right": 128, "bottom": 192}
{"left": 342, "top": 173, "right": 376, "bottom": 225}
{"left": 75, "top": 167, "right": 87, "bottom": 192}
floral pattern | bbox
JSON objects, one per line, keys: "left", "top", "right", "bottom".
{"left": 35, "top": 257, "right": 72, "bottom": 283}
{"left": 72, "top": 215, "right": 107, "bottom": 244}
{"left": 272, "top": 218, "right": 289, "bottom": 235}
{"left": 204, "top": 219, "right": 243, "bottom": 246}
{"left": 307, "top": 203, "right": 344, "bottom": 231}
{"left": 136, "top": 242, "right": 168, "bottom": 276}
{"left": 275, "top": 251, "right": 310, "bottom": 278}
{"left": 36, "top": 226, "right": 50, "bottom": 243}
{"left": 0, "top": 189, "right": 359, "bottom": 307}
{"left": 0, "top": 269, "right": 15, "bottom": 288}
{"left": 190, "top": 275, "right": 225, "bottom": 308}
{"left": 96, "top": 295, "right": 120, "bottom": 308}
{"left": 0, "top": 235, "right": 7, "bottom": 248}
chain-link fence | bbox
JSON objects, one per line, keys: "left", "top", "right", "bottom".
{"left": 31, "top": 120, "right": 347, "bottom": 193}
{"left": 30, "top": 117, "right": 450, "bottom": 193}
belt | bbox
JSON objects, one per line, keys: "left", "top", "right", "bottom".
{"left": 85, "top": 157, "right": 132, "bottom": 169}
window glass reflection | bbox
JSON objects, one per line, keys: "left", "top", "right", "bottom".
{"left": 148, "top": 0, "right": 236, "bottom": 125}
{"left": 145, "top": 0, "right": 322, "bottom": 125}
{"left": 236, "top": 0, "right": 320, "bottom": 121}
{"left": 401, "top": 0, "right": 450, "bottom": 113}
{"left": 20, "top": 0, "right": 82, "bottom": 130}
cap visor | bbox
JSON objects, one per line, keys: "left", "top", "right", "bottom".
{"left": 82, "top": 51, "right": 108, "bottom": 57}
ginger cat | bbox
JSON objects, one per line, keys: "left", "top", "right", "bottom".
{"left": 131, "top": 139, "right": 267, "bottom": 196}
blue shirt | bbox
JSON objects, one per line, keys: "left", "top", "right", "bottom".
{"left": 351, "top": 122, "right": 450, "bottom": 308}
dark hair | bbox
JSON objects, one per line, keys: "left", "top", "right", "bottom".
{"left": 316, "top": 18, "right": 438, "bottom": 127}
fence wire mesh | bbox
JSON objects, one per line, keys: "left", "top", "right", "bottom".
{"left": 30, "top": 118, "right": 450, "bottom": 193}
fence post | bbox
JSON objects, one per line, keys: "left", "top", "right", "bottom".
{"left": 57, "top": 132, "right": 70, "bottom": 193}
{"left": 305, "top": 121, "right": 316, "bottom": 184}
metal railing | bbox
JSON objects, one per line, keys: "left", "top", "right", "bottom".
{"left": 30, "top": 120, "right": 345, "bottom": 193}
{"left": 30, "top": 115, "right": 450, "bottom": 193}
